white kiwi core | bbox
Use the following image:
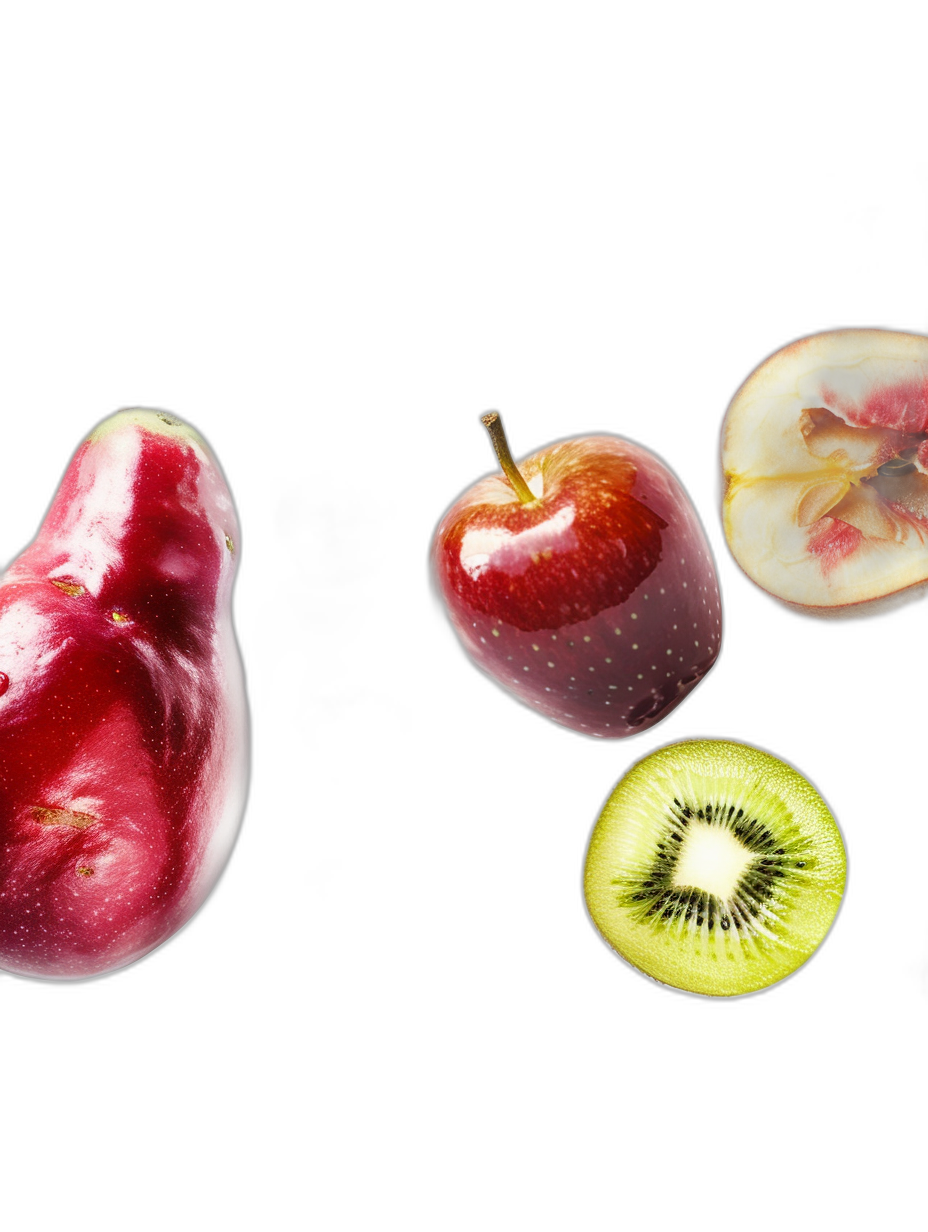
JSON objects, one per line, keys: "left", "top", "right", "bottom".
{"left": 671, "top": 823, "right": 754, "bottom": 900}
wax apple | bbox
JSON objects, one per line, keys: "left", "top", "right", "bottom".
{"left": 723, "top": 329, "right": 928, "bottom": 607}
{"left": 0, "top": 409, "right": 247, "bottom": 978}
{"left": 432, "top": 415, "right": 721, "bottom": 737}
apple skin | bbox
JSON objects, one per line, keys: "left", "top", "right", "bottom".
{"left": 0, "top": 409, "right": 247, "bottom": 978}
{"left": 432, "top": 433, "right": 721, "bottom": 737}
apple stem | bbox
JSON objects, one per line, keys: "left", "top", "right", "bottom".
{"left": 481, "top": 412, "right": 535, "bottom": 504}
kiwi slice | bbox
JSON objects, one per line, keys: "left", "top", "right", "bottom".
{"left": 584, "top": 740, "right": 846, "bottom": 996}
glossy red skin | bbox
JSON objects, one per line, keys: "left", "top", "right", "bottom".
{"left": 0, "top": 412, "right": 245, "bottom": 978}
{"left": 433, "top": 435, "right": 721, "bottom": 737}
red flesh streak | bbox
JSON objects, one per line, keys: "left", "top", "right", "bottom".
{"left": 882, "top": 499, "right": 928, "bottom": 541}
{"left": 807, "top": 518, "right": 863, "bottom": 574}
{"left": 822, "top": 378, "right": 928, "bottom": 434}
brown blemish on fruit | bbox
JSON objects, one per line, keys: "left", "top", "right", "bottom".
{"left": 50, "top": 579, "right": 85, "bottom": 596}
{"left": 31, "top": 806, "right": 97, "bottom": 829}
{"left": 157, "top": 413, "right": 182, "bottom": 426}
{"left": 225, "top": 535, "right": 235, "bottom": 554}
{"left": 77, "top": 866, "right": 94, "bottom": 876}
{"left": 111, "top": 610, "right": 130, "bottom": 623}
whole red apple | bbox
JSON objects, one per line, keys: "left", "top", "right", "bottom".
{"left": 723, "top": 328, "right": 928, "bottom": 607}
{"left": 0, "top": 409, "right": 247, "bottom": 978}
{"left": 432, "top": 415, "right": 721, "bottom": 737}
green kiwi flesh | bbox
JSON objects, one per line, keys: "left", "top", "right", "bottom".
{"left": 584, "top": 740, "right": 846, "bottom": 996}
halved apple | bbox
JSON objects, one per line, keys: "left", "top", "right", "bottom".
{"left": 722, "top": 329, "right": 928, "bottom": 607}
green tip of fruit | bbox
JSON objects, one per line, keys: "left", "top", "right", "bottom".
{"left": 584, "top": 739, "right": 846, "bottom": 997}
{"left": 88, "top": 407, "right": 206, "bottom": 448}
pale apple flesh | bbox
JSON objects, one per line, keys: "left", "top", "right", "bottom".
{"left": 722, "top": 329, "right": 928, "bottom": 607}
{"left": 0, "top": 409, "right": 247, "bottom": 978}
{"left": 434, "top": 434, "right": 721, "bottom": 738}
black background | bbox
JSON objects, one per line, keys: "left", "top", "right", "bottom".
{"left": 3, "top": 146, "right": 921, "bottom": 1059}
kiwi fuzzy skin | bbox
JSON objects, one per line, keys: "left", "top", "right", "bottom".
{"left": 584, "top": 740, "right": 846, "bottom": 997}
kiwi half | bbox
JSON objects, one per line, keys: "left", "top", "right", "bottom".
{"left": 584, "top": 740, "right": 846, "bottom": 996}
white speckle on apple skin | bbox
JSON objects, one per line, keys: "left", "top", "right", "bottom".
{"left": 445, "top": 573, "right": 720, "bottom": 736}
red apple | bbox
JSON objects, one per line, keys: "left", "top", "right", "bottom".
{"left": 722, "top": 329, "right": 928, "bottom": 607}
{"left": 0, "top": 409, "right": 247, "bottom": 978}
{"left": 432, "top": 415, "right": 721, "bottom": 737}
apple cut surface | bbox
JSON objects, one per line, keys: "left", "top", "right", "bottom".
{"left": 433, "top": 429, "right": 721, "bottom": 737}
{"left": 723, "top": 329, "right": 928, "bottom": 607}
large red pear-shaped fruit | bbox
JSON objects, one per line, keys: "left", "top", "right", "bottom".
{"left": 0, "top": 409, "right": 247, "bottom": 978}
{"left": 432, "top": 416, "right": 721, "bottom": 737}
{"left": 723, "top": 329, "right": 928, "bottom": 607}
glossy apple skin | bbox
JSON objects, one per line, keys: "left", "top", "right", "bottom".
{"left": 432, "top": 435, "right": 721, "bottom": 737}
{"left": 0, "top": 409, "right": 247, "bottom": 978}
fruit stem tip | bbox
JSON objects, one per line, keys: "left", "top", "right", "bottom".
{"left": 481, "top": 412, "right": 534, "bottom": 504}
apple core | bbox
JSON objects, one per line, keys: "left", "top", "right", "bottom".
{"left": 723, "top": 329, "right": 928, "bottom": 607}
